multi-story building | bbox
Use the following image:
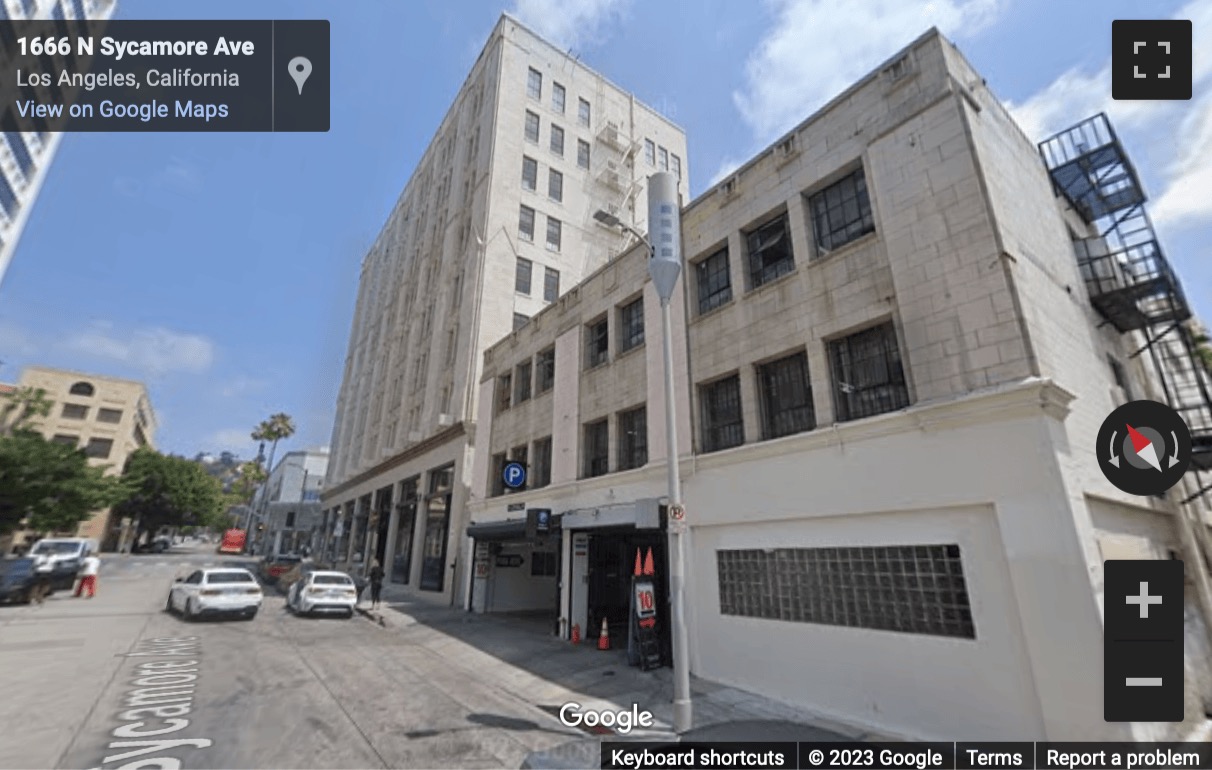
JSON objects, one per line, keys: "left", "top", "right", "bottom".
{"left": 320, "top": 13, "right": 688, "bottom": 602}
{"left": 251, "top": 448, "right": 328, "bottom": 557}
{"left": 464, "top": 28, "right": 1212, "bottom": 743}
{"left": 0, "top": 0, "right": 118, "bottom": 290}
{"left": 4, "top": 365, "right": 156, "bottom": 550}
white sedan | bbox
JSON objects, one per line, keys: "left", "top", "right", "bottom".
{"left": 166, "top": 568, "right": 262, "bottom": 621}
{"left": 286, "top": 570, "right": 358, "bottom": 618}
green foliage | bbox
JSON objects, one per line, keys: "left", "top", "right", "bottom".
{"left": 251, "top": 412, "right": 296, "bottom": 474}
{"left": 0, "top": 430, "right": 126, "bottom": 535}
{"left": 1, "top": 386, "right": 53, "bottom": 435}
{"left": 112, "top": 448, "right": 227, "bottom": 536}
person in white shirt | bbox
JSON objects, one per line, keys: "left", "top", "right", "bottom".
{"left": 75, "top": 554, "right": 101, "bottom": 598}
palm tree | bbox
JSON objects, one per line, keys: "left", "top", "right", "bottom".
{"left": 1, "top": 386, "right": 52, "bottom": 436}
{"left": 251, "top": 412, "right": 296, "bottom": 476}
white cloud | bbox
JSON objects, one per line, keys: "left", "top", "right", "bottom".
{"left": 112, "top": 157, "right": 202, "bottom": 198}
{"left": 220, "top": 376, "right": 269, "bottom": 398}
{"left": 709, "top": 157, "right": 744, "bottom": 186}
{"left": 207, "top": 428, "right": 256, "bottom": 455}
{"left": 1152, "top": 92, "right": 1212, "bottom": 228}
{"left": 733, "top": 0, "right": 1003, "bottom": 143}
{"left": 63, "top": 321, "right": 215, "bottom": 377}
{"left": 510, "top": 0, "right": 632, "bottom": 50}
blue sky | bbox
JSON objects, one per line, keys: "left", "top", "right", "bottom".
{"left": 0, "top": 0, "right": 1208, "bottom": 461}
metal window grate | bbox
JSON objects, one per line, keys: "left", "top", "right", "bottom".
{"left": 809, "top": 168, "right": 875, "bottom": 254}
{"left": 617, "top": 406, "right": 648, "bottom": 470}
{"left": 532, "top": 436, "right": 552, "bottom": 488}
{"left": 586, "top": 319, "right": 608, "bottom": 368}
{"left": 830, "top": 322, "right": 910, "bottom": 421}
{"left": 515, "top": 361, "right": 532, "bottom": 403}
{"left": 746, "top": 213, "right": 795, "bottom": 288}
{"left": 696, "top": 247, "right": 732, "bottom": 314}
{"left": 535, "top": 348, "right": 555, "bottom": 392}
{"left": 619, "top": 298, "right": 645, "bottom": 352}
{"left": 583, "top": 420, "right": 609, "bottom": 477}
{"left": 717, "top": 544, "right": 975, "bottom": 639}
{"left": 700, "top": 375, "right": 743, "bottom": 452}
{"left": 758, "top": 351, "right": 815, "bottom": 439}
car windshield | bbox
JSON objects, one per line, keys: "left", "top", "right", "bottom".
{"left": 206, "top": 572, "right": 255, "bottom": 584}
{"left": 313, "top": 575, "right": 352, "bottom": 585}
{"left": 30, "top": 541, "right": 80, "bottom": 555}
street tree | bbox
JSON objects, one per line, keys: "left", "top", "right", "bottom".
{"left": 0, "top": 386, "right": 52, "bottom": 436}
{"left": 112, "top": 448, "right": 226, "bottom": 540}
{"left": 0, "top": 430, "right": 126, "bottom": 536}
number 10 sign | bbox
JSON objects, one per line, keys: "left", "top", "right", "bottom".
{"left": 634, "top": 579, "right": 656, "bottom": 619}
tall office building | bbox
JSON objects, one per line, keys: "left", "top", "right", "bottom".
{"left": 0, "top": 0, "right": 118, "bottom": 290}
{"left": 320, "top": 13, "right": 688, "bottom": 604}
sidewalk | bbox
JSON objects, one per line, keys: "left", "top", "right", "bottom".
{"left": 355, "top": 587, "right": 875, "bottom": 769}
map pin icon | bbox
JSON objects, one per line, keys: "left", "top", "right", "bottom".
{"left": 288, "top": 56, "right": 312, "bottom": 95}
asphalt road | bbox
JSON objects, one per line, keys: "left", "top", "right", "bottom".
{"left": 0, "top": 545, "right": 577, "bottom": 769}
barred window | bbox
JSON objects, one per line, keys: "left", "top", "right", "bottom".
{"left": 829, "top": 322, "right": 910, "bottom": 421}
{"left": 524, "top": 111, "right": 540, "bottom": 143}
{"left": 544, "top": 267, "right": 560, "bottom": 302}
{"left": 716, "top": 544, "right": 976, "bottom": 639}
{"left": 535, "top": 348, "right": 555, "bottom": 393}
{"left": 532, "top": 436, "right": 552, "bottom": 488}
{"left": 527, "top": 68, "right": 542, "bottom": 100}
{"left": 745, "top": 213, "right": 794, "bottom": 289}
{"left": 521, "top": 156, "right": 537, "bottom": 191}
{"left": 808, "top": 168, "right": 875, "bottom": 254}
{"left": 586, "top": 318, "right": 608, "bottom": 368}
{"left": 515, "top": 257, "right": 532, "bottom": 294}
{"left": 700, "top": 375, "right": 743, "bottom": 452}
{"left": 515, "top": 361, "right": 532, "bottom": 403}
{"left": 695, "top": 247, "right": 732, "bottom": 314}
{"left": 617, "top": 406, "right": 647, "bottom": 471}
{"left": 618, "top": 297, "right": 645, "bottom": 352}
{"left": 583, "top": 419, "right": 609, "bottom": 478}
{"left": 518, "top": 205, "right": 535, "bottom": 241}
{"left": 757, "top": 351, "right": 815, "bottom": 440}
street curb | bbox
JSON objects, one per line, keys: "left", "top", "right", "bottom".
{"left": 354, "top": 606, "right": 386, "bottom": 626}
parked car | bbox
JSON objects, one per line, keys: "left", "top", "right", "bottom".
{"left": 165, "top": 568, "right": 262, "bottom": 621}
{"left": 135, "top": 536, "right": 172, "bottom": 554}
{"left": 286, "top": 571, "right": 358, "bottom": 618}
{"left": 0, "top": 558, "right": 37, "bottom": 604}
{"left": 259, "top": 554, "right": 303, "bottom": 584}
{"left": 27, "top": 538, "right": 97, "bottom": 591}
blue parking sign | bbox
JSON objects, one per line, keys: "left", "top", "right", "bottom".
{"left": 503, "top": 461, "right": 527, "bottom": 489}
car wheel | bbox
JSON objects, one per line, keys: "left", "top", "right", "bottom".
{"left": 165, "top": 593, "right": 174, "bottom": 614}
{"left": 185, "top": 598, "right": 198, "bottom": 621}
{"left": 243, "top": 610, "right": 257, "bottom": 621}
{"left": 345, "top": 609, "right": 355, "bottom": 619}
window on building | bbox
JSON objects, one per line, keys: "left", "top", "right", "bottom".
{"left": 745, "top": 212, "right": 795, "bottom": 289}
{"left": 717, "top": 544, "right": 975, "bottom": 639}
{"left": 583, "top": 419, "right": 609, "bottom": 478}
{"left": 518, "top": 204, "right": 535, "bottom": 241}
{"left": 617, "top": 406, "right": 648, "bottom": 471}
{"left": 545, "top": 216, "right": 562, "bottom": 251}
{"left": 524, "top": 111, "right": 540, "bottom": 143}
{"left": 757, "top": 351, "right": 815, "bottom": 440}
{"left": 550, "top": 124, "right": 564, "bottom": 156}
{"left": 515, "top": 361, "right": 532, "bottom": 403}
{"left": 490, "top": 452, "right": 507, "bottom": 497}
{"left": 5, "top": 132, "right": 32, "bottom": 177}
{"left": 548, "top": 168, "right": 563, "bottom": 202}
{"left": 644, "top": 139, "right": 655, "bottom": 165}
{"left": 578, "top": 98, "right": 591, "bottom": 127}
{"left": 829, "top": 322, "right": 910, "bottom": 422}
{"left": 84, "top": 437, "right": 113, "bottom": 459}
{"left": 509, "top": 445, "right": 528, "bottom": 495}
{"left": 535, "top": 348, "right": 555, "bottom": 393}
{"left": 552, "top": 82, "right": 565, "bottom": 113}
{"left": 532, "top": 436, "right": 553, "bottom": 488}
{"left": 513, "top": 312, "right": 529, "bottom": 331}
{"left": 618, "top": 297, "right": 645, "bottom": 352}
{"left": 521, "top": 156, "right": 537, "bottom": 191}
{"left": 69, "top": 381, "right": 94, "bottom": 396}
{"left": 700, "top": 374, "right": 743, "bottom": 452}
{"left": 527, "top": 67, "right": 542, "bottom": 100}
{"left": 585, "top": 317, "right": 608, "bottom": 368}
{"left": 808, "top": 168, "right": 875, "bottom": 254}
{"left": 671, "top": 154, "right": 682, "bottom": 180}
{"left": 51, "top": 434, "right": 78, "bottom": 446}
{"left": 695, "top": 247, "right": 732, "bottom": 314}
{"left": 61, "top": 403, "right": 88, "bottom": 419}
{"left": 544, "top": 267, "right": 560, "bottom": 302}
{"left": 658, "top": 146, "right": 669, "bottom": 171}
{"left": 515, "top": 257, "right": 532, "bottom": 294}
{"left": 531, "top": 550, "right": 557, "bottom": 576}
{"left": 96, "top": 408, "right": 123, "bottom": 424}
{"left": 497, "top": 373, "right": 512, "bottom": 413}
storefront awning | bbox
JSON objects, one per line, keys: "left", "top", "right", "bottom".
{"left": 465, "top": 519, "right": 528, "bottom": 541}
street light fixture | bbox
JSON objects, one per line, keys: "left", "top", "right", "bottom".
{"left": 593, "top": 170, "right": 692, "bottom": 733}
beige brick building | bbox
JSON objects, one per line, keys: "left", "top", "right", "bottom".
{"left": 3, "top": 366, "right": 156, "bottom": 550}
{"left": 465, "top": 29, "right": 1212, "bottom": 743}
{"left": 319, "top": 13, "right": 688, "bottom": 603}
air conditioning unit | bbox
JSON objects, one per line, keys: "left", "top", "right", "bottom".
{"left": 438, "top": 413, "right": 454, "bottom": 426}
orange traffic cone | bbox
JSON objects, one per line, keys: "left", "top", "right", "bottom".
{"left": 643, "top": 547, "right": 655, "bottom": 576}
{"left": 634, "top": 549, "right": 643, "bottom": 577}
{"left": 597, "top": 617, "right": 610, "bottom": 650}
{"left": 571, "top": 624, "right": 581, "bottom": 644}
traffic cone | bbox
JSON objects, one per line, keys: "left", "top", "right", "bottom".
{"left": 571, "top": 623, "right": 581, "bottom": 644}
{"left": 634, "top": 549, "right": 643, "bottom": 577}
{"left": 643, "top": 547, "right": 655, "bottom": 576}
{"left": 597, "top": 617, "right": 610, "bottom": 650}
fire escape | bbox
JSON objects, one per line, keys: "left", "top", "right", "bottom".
{"left": 593, "top": 119, "right": 642, "bottom": 254}
{"left": 1039, "top": 113, "right": 1212, "bottom": 505}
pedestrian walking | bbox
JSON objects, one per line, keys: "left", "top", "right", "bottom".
{"left": 368, "top": 559, "right": 384, "bottom": 609}
{"left": 75, "top": 553, "right": 100, "bottom": 598}
{"left": 31, "top": 553, "right": 53, "bottom": 605}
